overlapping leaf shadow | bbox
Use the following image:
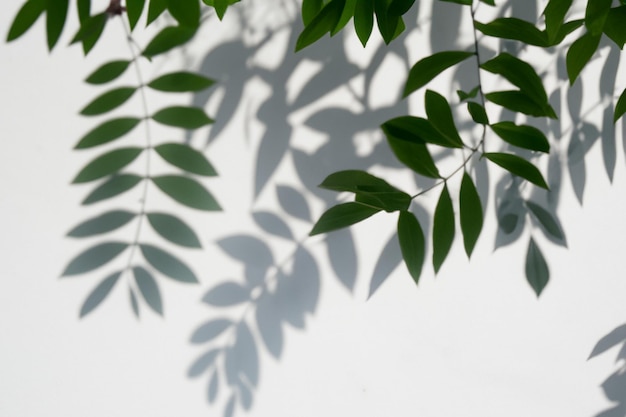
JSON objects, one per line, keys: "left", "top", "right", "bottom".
{"left": 590, "top": 325, "right": 626, "bottom": 417}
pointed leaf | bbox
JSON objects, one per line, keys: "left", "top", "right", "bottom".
{"left": 82, "top": 174, "right": 143, "bottom": 205}
{"left": 404, "top": 51, "right": 474, "bottom": 97}
{"left": 310, "top": 202, "right": 380, "bottom": 236}
{"left": 7, "top": 0, "right": 46, "bottom": 42}
{"left": 457, "top": 86, "right": 480, "bottom": 101}
{"left": 397, "top": 211, "right": 425, "bottom": 284}
{"left": 354, "top": 0, "right": 374, "bottom": 46}
{"left": 70, "top": 12, "right": 107, "bottom": 55}
{"left": 474, "top": 18, "right": 548, "bottom": 46}
{"left": 147, "top": 71, "right": 215, "bottom": 92}
{"left": 142, "top": 25, "right": 196, "bottom": 58}
{"left": 202, "top": 282, "right": 251, "bottom": 306}
{"left": 151, "top": 106, "right": 213, "bottom": 129}
{"left": 139, "top": 244, "right": 198, "bottom": 283}
{"left": 147, "top": 0, "right": 167, "bottom": 25}
{"left": 77, "top": 0, "right": 90, "bottom": 23}
{"left": 484, "top": 152, "right": 549, "bottom": 189}
{"left": 126, "top": 0, "right": 145, "bottom": 30}
{"left": 79, "top": 271, "right": 121, "bottom": 317}
{"left": 467, "top": 102, "right": 489, "bottom": 124}
{"left": 615, "top": 88, "right": 626, "bottom": 122}
{"left": 146, "top": 212, "right": 202, "bottom": 248}
{"left": 295, "top": 0, "right": 346, "bottom": 51}
{"left": 276, "top": 185, "right": 311, "bottom": 221}
{"left": 432, "top": 184, "right": 455, "bottom": 273}
{"left": 382, "top": 116, "right": 461, "bottom": 148}
{"left": 46, "top": 0, "right": 69, "bottom": 50}
{"left": 525, "top": 238, "right": 549, "bottom": 296}
{"left": 84, "top": 60, "right": 131, "bottom": 85}
{"left": 459, "top": 172, "right": 483, "bottom": 258}
{"left": 168, "top": 0, "right": 200, "bottom": 27}
{"left": 190, "top": 319, "right": 232, "bottom": 343}
{"left": 566, "top": 31, "right": 601, "bottom": 85}
{"left": 525, "top": 201, "right": 564, "bottom": 241}
{"left": 490, "top": 122, "right": 550, "bottom": 153}
{"left": 302, "top": 0, "right": 324, "bottom": 25}
{"left": 425, "top": 90, "right": 464, "bottom": 145}
{"left": 385, "top": 133, "right": 441, "bottom": 178}
{"left": 75, "top": 118, "right": 142, "bottom": 149}
{"left": 151, "top": 175, "right": 221, "bottom": 211}
{"left": 154, "top": 143, "right": 217, "bottom": 176}
{"left": 604, "top": 6, "right": 626, "bottom": 48}
{"left": 67, "top": 210, "right": 136, "bottom": 237}
{"left": 481, "top": 53, "right": 549, "bottom": 106}
{"left": 485, "top": 90, "right": 556, "bottom": 118}
{"left": 585, "top": 0, "right": 611, "bottom": 35}
{"left": 543, "top": 0, "right": 573, "bottom": 43}
{"left": 62, "top": 242, "right": 128, "bottom": 276}
{"left": 73, "top": 147, "right": 143, "bottom": 183}
{"left": 133, "top": 266, "right": 163, "bottom": 315}
{"left": 80, "top": 87, "right": 136, "bottom": 116}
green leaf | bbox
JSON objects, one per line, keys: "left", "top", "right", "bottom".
{"left": 355, "top": 191, "right": 411, "bottom": 212}
{"left": 302, "top": 0, "right": 324, "bottom": 25}
{"left": 457, "top": 86, "right": 480, "bottom": 101}
{"left": 354, "top": 0, "right": 374, "bottom": 46}
{"left": 168, "top": 0, "right": 200, "bottom": 27}
{"left": 70, "top": 12, "right": 107, "bottom": 55}
{"left": 212, "top": 0, "right": 230, "bottom": 19}
{"left": 154, "top": 143, "right": 217, "bottom": 176}
{"left": 295, "top": 0, "right": 346, "bottom": 51}
{"left": 480, "top": 0, "right": 495, "bottom": 5}
{"left": 374, "top": 0, "right": 404, "bottom": 43}
{"left": 147, "top": 0, "right": 167, "bottom": 25}
{"left": 147, "top": 212, "right": 202, "bottom": 248}
{"left": 404, "top": 51, "right": 474, "bottom": 97}
{"left": 467, "top": 102, "right": 489, "bottom": 124}
{"left": 75, "top": 118, "right": 141, "bottom": 149}
{"left": 77, "top": 0, "right": 90, "bottom": 23}
{"left": 382, "top": 116, "right": 461, "bottom": 148}
{"left": 126, "top": 0, "right": 145, "bottom": 30}
{"left": 484, "top": 152, "right": 549, "bottom": 189}
{"left": 385, "top": 133, "right": 441, "bottom": 178}
{"left": 142, "top": 25, "right": 196, "bottom": 58}
{"left": 73, "top": 147, "right": 143, "bottom": 183}
{"left": 432, "top": 184, "right": 455, "bottom": 273}
{"left": 490, "top": 122, "right": 550, "bottom": 153}
{"left": 474, "top": 18, "right": 548, "bottom": 47}
{"left": 566, "top": 31, "right": 601, "bottom": 85}
{"left": 79, "top": 272, "right": 121, "bottom": 317}
{"left": 310, "top": 202, "right": 380, "bottom": 235}
{"left": 585, "top": 0, "right": 611, "bottom": 35}
{"left": 425, "top": 90, "right": 464, "bottom": 146}
{"left": 485, "top": 90, "right": 556, "bottom": 119}
{"left": 85, "top": 60, "right": 131, "bottom": 85}
{"left": 62, "top": 242, "right": 128, "bottom": 276}
{"left": 151, "top": 106, "right": 213, "bottom": 129}
{"left": 543, "top": 0, "right": 573, "bottom": 43}
{"left": 139, "top": 244, "right": 198, "bottom": 283}
{"left": 525, "top": 238, "right": 549, "bottom": 296}
{"left": 7, "top": 0, "right": 46, "bottom": 42}
{"left": 147, "top": 71, "right": 215, "bottom": 92}
{"left": 133, "top": 266, "right": 163, "bottom": 315}
{"left": 152, "top": 175, "right": 221, "bottom": 211}
{"left": 614, "top": 88, "right": 626, "bottom": 122}
{"left": 46, "top": 0, "right": 68, "bottom": 50}
{"left": 397, "top": 211, "right": 425, "bottom": 284}
{"left": 604, "top": 6, "right": 626, "bottom": 48}
{"left": 82, "top": 174, "right": 143, "bottom": 205}
{"left": 459, "top": 172, "right": 482, "bottom": 258}
{"left": 67, "top": 210, "right": 136, "bottom": 237}
{"left": 389, "top": 0, "right": 416, "bottom": 15}
{"left": 80, "top": 87, "right": 136, "bottom": 116}
{"left": 331, "top": 0, "right": 356, "bottom": 36}
{"left": 440, "top": 0, "right": 472, "bottom": 5}
{"left": 525, "top": 201, "right": 564, "bottom": 241}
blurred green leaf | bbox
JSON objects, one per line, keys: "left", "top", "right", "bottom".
{"left": 404, "top": 51, "right": 474, "bottom": 97}
{"left": 79, "top": 271, "right": 121, "bottom": 317}
{"left": 319, "top": 170, "right": 403, "bottom": 193}
{"left": 525, "top": 201, "right": 564, "bottom": 241}
{"left": 525, "top": 238, "right": 549, "bottom": 296}
{"left": 70, "top": 12, "right": 107, "bottom": 55}
{"left": 475, "top": 18, "right": 548, "bottom": 46}
{"left": 80, "top": 87, "right": 136, "bottom": 116}
{"left": 566, "top": 31, "right": 601, "bottom": 85}
{"left": 126, "top": 0, "right": 145, "bottom": 30}
{"left": 467, "top": 102, "right": 489, "bottom": 124}
{"left": 382, "top": 116, "right": 460, "bottom": 148}
{"left": 82, "top": 174, "right": 143, "bottom": 205}
{"left": 485, "top": 90, "right": 556, "bottom": 118}
{"left": 296, "top": 0, "right": 346, "bottom": 51}
{"left": 331, "top": 0, "right": 356, "bottom": 36}
{"left": 384, "top": 129, "right": 441, "bottom": 178}
{"left": 77, "top": 0, "right": 90, "bottom": 23}
{"left": 151, "top": 106, "right": 213, "bottom": 129}
{"left": 585, "top": 0, "right": 611, "bottom": 35}
{"left": 440, "top": 0, "right": 471, "bottom": 5}
{"left": 154, "top": 143, "right": 217, "bottom": 176}
{"left": 46, "top": 0, "right": 68, "bottom": 50}
{"left": 152, "top": 175, "right": 221, "bottom": 211}
{"left": 615, "top": 88, "right": 626, "bottom": 122}
{"left": 147, "top": 0, "right": 167, "bottom": 25}
{"left": 484, "top": 152, "right": 549, "bottom": 189}
{"left": 310, "top": 202, "right": 379, "bottom": 235}
{"left": 147, "top": 212, "right": 202, "bottom": 248}
{"left": 133, "top": 266, "right": 163, "bottom": 315}
{"left": 168, "top": 0, "right": 200, "bottom": 27}
{"left": 354, "top": 0, "right": 374, "bottom": 46}
{"left": 425, "top": 90, "right": 464, "bottom": 146}
{"left": 490, "top": 122, "right": 550, "bottom": 153}
{"left": 389, "top": 0, "right": 416, "bottom": 15}
{"left": 75, "top": 118, "right": 141, "bottom": 149}
{"left": 73, "top": 147, "right": 143, "bottom": 183}
{"left": 302, "top": 0, "right": 324, "bottom": 25}
{"left": 67, "top": 210, "right": 136, "bottom": 237}
{"left": 148, "top": 72, "right": 215, "bottom": 92}
{"left": 62, "top": 242, "right": 128, "bottom": 276}
{"left": 143, "top": 25, "right": 196, "bottom": 58}
{"left": 459, "top": 172, "right": 483, "bottom": 258}
{"left": 190, "top": 319, "right": 232, "bottom": 343}
{"left": 7, "top": 0, "right": 46, "bottom": 42}
{"left": 543, "top": 0, "right": 573, "bottom": 43}
{"left": 140, "top": 244, "right": 198, "bottom": 283}
{"left": 432, "top": 184, "right": 455, "bottom": 273}
{"left": 397, "top": 211, "right": 425, "bottom": 284}
{"left": 85, "top": 60, "right": 131, "bottom": 85}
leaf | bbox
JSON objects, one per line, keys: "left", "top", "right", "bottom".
{"left": 295, "top": 0, "right": 346, "bottom": 51}
{"left": 302, "top": 0, "right": 324, "bottom": 25}
{"left": 75, "top": 118, "right": 142, "bottom": 149}
{"left": 142, "top": 25, "right": 196, "bottom": 58}
{"left": 566, "top": 31, "right": 601, "bottom": 85}
{"left": 459, "top": 172, "right": 483, "bottom": 258}
{"left": 615, "top": 88, "right": 626, "bottom": 122}
{"left": 604, "top": 6, "right": 626, "bottom": 48}
{"left": 385, "top": 133, "right": 441, "bottom": 178}
{"left": 484, "top": 153, "right": 549, "bottom": 189}
{"left": 397, "top": 211, "right": 425, "bottom": 284}
{"left": 467, "top": 102, "right": 489, "bottom": 124}
{"left": 188, "top": 349, "right": 220, "bottom": 377}
{"left": 77, "top": 0, "right": 90, "bottom": 23}
{"left": 543, "top": 0, "right": 573, "bottom": 43}
{"left": 457, "top": 86, "right": 480, "bottom": 101}
{"left": 151, "top": 106, "right": 213, "bottom": 129}
{"left": 190, "top": 319, "right": 232, "bottom": 343}
{"left": 490, "top": 122, "right": 550, "bottom": 153}
{"left": 46, "top": 0, "right": 68, "bottom": 50}
{"left": 585, "top": 0, "right": 611, "bottom": 36}
{"left": 167, "top": 0, "right": 200, "bottom": 27}
{"left": 80, "top": 87, "right": 136, "bottom": 116}
{"left": 67, "top": 210, "right": 136, "bottom": 237}
{"left": 389, "top": 0, "right": 416, "bottom": 15}
{"left": 7, "top": 0, "right": 46, "bottom": 42}
{"left": 432, "top": 184, "right": 455, "bottom": 274}
{"left": 154, "top": 143, "right": 217, "bottom": 176}
{"left": 525, "top": 238, "right": 549, "bottom": 296}
{"left": 252, "top": 211, "right": 294, "bottom": 240}
{"left": 70, "top": 12, "right": 107, "bottom": 55}
{"left": 474, "top": 18, "right": 548, "bottom": 47}
{"left": 151, "top": 175, "right": 221, "bottom": 211}
{"left": 126, "top": 0, "right": 145, "bottom": 30}
{"left": 84, "top": 60, "right": 131, "bottom": 85}
{"left": 82, "top": 174, "right": 143, "bottom": 205}
{"left": 146, "top": 212, "right": 202, "bottom": 248}
{"left": 319, "top": 170, "right": 403, "bottom": 193}
{"left": 208, "top": 372, "right": 219, "bottom": 403}
{"left": 129, "top": 287, "right": 140, "bottom": 318}
{"left": 374, "top": 0, "right": 403, "bottom": 43}
{"left": 525, "top": 201, "right": 564, "bottom": 241}
{"left": 62, "top": 242, "right": 128, "bottom": 276}
{"left": 485, "top": 90, "right": 556, "bottom": 118}
{"left": 276, "top": 185, "right": 311, "bottom": 221}
{"left": 133, "top": 266, "right": 163, "bottom": 315}
{"left": 139, "top": 244, "right": 198, "bottom": 283}
{"left": 354, "top": 0, "right": 374, "bottom": 46}
{"left": 403, "top": 51, "right": 474, "bottom": 97}
{"left": 79, "top": 271, "right": 121, "bottom": 317}
{"left": 425, "top": 90, "right": 464, "bottom": 146}
{"left": 147, "top": 71, "right": 215, "bottom": 92}
{"left": 202, "top": 282, "right": 250, "bottom": 306}
{"left": 72, "top": 147, "right": 143, "bottom": 183}
{"left": 382, "top": 116, "right": 461, "bottom": 148}
{"left": 440, "top": 0, "right": 471, "bottom": 5}
{"left": 310, "top": 202, "right": 380, "bottom": 235}
{"left": 147, "top": 0, "right": 167, "bottom": 25}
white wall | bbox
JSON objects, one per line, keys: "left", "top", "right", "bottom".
{"left": 2, "top": 1, "right": 626, "bottom": 416}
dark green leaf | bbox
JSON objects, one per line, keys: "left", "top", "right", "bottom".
{"left": 457, "top": 86, "right": 480, "bottom": 101}
{"left": 295, "top": 0, "right": 346, "bottom": 51}
{"left": 459, "top": 172, "right": 483, "bottom": 258}
{"left": 484, "top": 152, "right": 549, "bottom": 189}
{"left": 126, "top": 0, "right": 145, "bottom": 30}
{"left": 62, "top": 242, "right": 128, "bottom": 276}
{"left": 133, "top": 266, "right": 163, "bottom": 315}
{"left": 7, "top": 0, "right": 46, "bottom": 42}
{"left": 615, "top": 88, "right": 626, "bottom": 122}
{"left": 552, "top": 19, "right": 584, "bottom": 45}
{"left": 147, "top": 71, "right": 215, "bottom": 92}
{"left": 425, "top": 90, "right": 464, "bottom": 146}
{"left": 525, "top": 238, "right": 549, "bottom": 296}
{"left": 475, "top": 18, "right": 548, "bottom": 46}
{"left": 403, "top": 51, "right": 474, "bottom": 97}
{"left": 46, "top": 0, "right": 68, "bottom": 50}
{"left": 480, "top": 0, "right": 495, "bottom": 5}
{"left": 543, "top": 0, "right": 573, "bottom": 43}
{"left": 432, "top": 184, "right": 455, "bottom": 273}
{"left": 168, "top": 0, "right": 200, "bottom": 27}
{"left": 354, "top": 0, "right": 374, "bottom": 46}
{"left": 386, "top": 133, "right": 440, "bottom": 178}
{"left": 397, "top": 211, "right": 425, "bottom": 284}
{"left": 147, "top": 0, "right": 167, "bottom": 25}
{"left": 467, "top": 102, "right": 489, "bottom": 124}
{"left": 75, "top": 118, "right": 141, "bottom": 149}
{"left": 354, "top": 190, "right": 411, "bottom": 212}
{"left": 73, "top": 147, "right": 143, "bottom": 183}
{"left": 525, "top": 201, "right": 564, "bottom": 241}
{"left": 82, "top": 174, "right": 143, "bottom": 205}
{"left": 79, "top": 272, "right": 121, "bottom": 317}
{"left": 70, "top": 12, "right": 107, "bottom": 55}
{"left": 604, "top": 6, "right": 626, "bottom": 48}
{"left": 302, "top": 0, "right": 324, "bottom": 25}
{"left": 67, "top": 210, "right": 136, "bottom": 237}
{"left": 374, "top": 0, "right": 404, "bottom": 43}
{"left": 490, "top": 122, "right": 550, "bottom": 153}
{"left": 440, "top": 0, "right": 472, "bottom": 5}
{"left": 213, "top": 0, "right": 229, "bottom": 19}
{"left": 389, "top": 0, "right": 416, "bottom": 15}
{"left": 310, "top": 202, "right": 379, "bottom": 235}
{"left": 319, "top": 169, "right": 403, "bottom": 193}
{"left": 331, "top": 0, "right": 356, "bottom": 36}
{"left": 152, "top": 175, "right": 221, "bottom": 211}
{"left": 585, "top": 0, "right": 611, "bottom": 35}
{"left": 84, "top": 60, "right": 131, "bottom": 85}
{"left": 139, "top": 244, "right": 198, "bottom": 283}
{"left": 80, "top": 87, "right": 136, "bottom": 116}
{"left": 142, "top": 25, "right": 196, "bottom": 58}
{"left": 77, "top": 0, "right": 90, "bottom": 23}
{"left": 485, "top": 90, "right": 556, "bottom": 118}
{"left": 147, "top": 212, "right": 202, "bottom": 248}
{"left": 154, "top": 143, "right": 217, "bottom": 176}
{"left": 151, "top": 106, "right": 213, "bottom": 129}
{"left": 382, "top": 116, "right": 460, "bottom": 148}
{"left": 566, "top": 31, "right": 601, "bottom": 85}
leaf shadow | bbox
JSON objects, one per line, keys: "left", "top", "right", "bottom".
{"left": 590, "top": 324, "right": 626, "bottom": 417}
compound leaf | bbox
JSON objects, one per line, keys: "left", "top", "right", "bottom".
{"left": 296, "top": 0, "right": 346, "bottom": 51}
{"left": 168, "top": 0, "right": 200, "bottom": 27}
{"left": 126, "top": 0, "right": 145, "bottom": 30}
{"left": 425, "top": 90, "right": 464, "bottom": 146}
{"left": 615, "top": 88, "right": 626, "bottom": 122}
{"left": 566, "top": 31, "right": 601, "bottom": 85}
